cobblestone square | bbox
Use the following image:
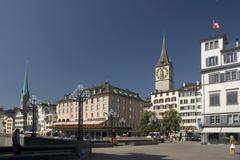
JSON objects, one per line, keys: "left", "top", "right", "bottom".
{"left": 90, "top": 142, "right": 240, "bottom": 160}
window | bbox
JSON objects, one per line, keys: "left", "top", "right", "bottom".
{"left": 226, "top": 72, "right": 231, "bottom": 81}
{"left": 210, "top": 116, "right": 215, "bottom": 124}
{"left": 233, "top": 115, "right": 239, "bottom": 123}
{"left": 220, "top": 73, "right": 225, "bottom": 82}
{"left": 91, "top": 98, "right": 94, "bottom": 103}
{"left": 205, "top": 43, "right": 209, "bottom": 50}
{"left": 190, "top": 99, "right": 195, "bottom": 103}
{"left": 227, "top": 91, "right": 238, "bottom": 105}
{"left": 209, "top": 93, "right": 220, "bottom": 106}
{"left": 184, "top": 99, "right": 188, "bottom": 104}
{"left": 214, "top": 40, "right": 219, "bottom": 48}
{"left": 223, "top": 52, "right": 237, "bottom": 64}
{"left": 206, "top": 56, "right": 218, "bottom": 67}
{"left": 196, "top": 98, "right": 201, "bottom": 103}
{"left": 215, "top": 116, "right": 220, "bottom": 124}
{"left": 180, "top": 100, "right": 183, "bottom": 104}
{"left": 227, "top": 115, "right": 233, "bottom": 124}
{"left": 165, "top": 98, "right": 170, "bottom": 102}
{"left": 210, "top": 42, "right": 214, "bottom": 49}
{"left": 171, "top": 97, "right": 176, "bottom": 102}
{"left": 154, "top": 99, "right": 158, "bottom": 104}
{"left": 232, "top": 71, "right": 237, "bottom": 80}
{"left": 159, "top": 99, "right": 164, "bottom": 103}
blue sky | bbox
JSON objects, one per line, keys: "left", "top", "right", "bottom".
{"left": 0, "top": 0, "right": 240, "bottom": 109}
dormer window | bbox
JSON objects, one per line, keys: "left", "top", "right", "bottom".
{"left": 205, "top": 40, "right": 219, "bottom": 51}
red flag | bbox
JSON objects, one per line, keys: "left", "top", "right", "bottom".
{"left": 212, "top": 20, "right": 220, "bottom": 29}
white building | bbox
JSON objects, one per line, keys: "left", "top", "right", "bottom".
{"left": 178, "top": 81, "right": 202, "bottom": 132}
{"left": 37, "top": 103, "right": 56, "bottom": 135}
{"left": 201, "top": 34, "right": 240, "bottom": 143}
{"left": 14, "top": 109, "right": 26, "bottom": 132}
{"left": 3, "top": 115, "right": 14, "bottom": 135}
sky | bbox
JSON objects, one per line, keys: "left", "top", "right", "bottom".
{"left": 0, "top": 0, "right": 240, "bottom": 109}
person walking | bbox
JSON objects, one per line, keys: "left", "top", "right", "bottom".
{"left": 12, "top": 129, "right": 21, "bottom": 155}
{"left": 229, "top": 135, "right": 236, "bottom": 155}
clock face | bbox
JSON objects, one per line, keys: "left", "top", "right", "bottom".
{"left": 156, "top": 67, "right": 169, "bottom": 80}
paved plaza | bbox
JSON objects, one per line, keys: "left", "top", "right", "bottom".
{"left": 90, "top": 142, "right": 240, "bottom": 160}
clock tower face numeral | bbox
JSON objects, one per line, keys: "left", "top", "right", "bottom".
{"left": 156, "top": 67, "right": 169, "bottom": 80}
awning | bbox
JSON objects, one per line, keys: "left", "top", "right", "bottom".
{"left": 202, "top": 127, "right": 221, "bottom": 133}
{"left": 221, "top": 127, "right": 240, "bottom": 133}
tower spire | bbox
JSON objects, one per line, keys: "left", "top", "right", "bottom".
{"left": 156, "top": 35, "right": 170, "bottom": 66}
{"left": 21, "top": 69, "right": 30, "bottom": 111}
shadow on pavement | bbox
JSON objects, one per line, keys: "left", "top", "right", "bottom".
{"left": 88, "top": 153, "right": 172, "bottom": 160}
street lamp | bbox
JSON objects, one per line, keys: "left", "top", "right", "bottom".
{"left": 30, "top": 95, "right": 37, "bottom": 137}
{"left": 105, "top": 109, "right": 118, "bottom": 138}
{"left": 119, "top": 117, "right": 126, "bottom": 127}
{"left": 70, "top": 84, "right": 90, "bottom": 141}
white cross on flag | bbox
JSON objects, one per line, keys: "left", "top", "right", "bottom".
{"left": 212, "top": 20, "right": 220, "bottom": 29}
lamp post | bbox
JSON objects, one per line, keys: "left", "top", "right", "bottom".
{"left": 119, "top": 117, "right": 126, "bottom": 136}
{"left": 30, "top": 95, "right": 37, "bottom": 137}
{"left": 71, "top": 84, "right": 90, "bottom": 141}
{"left": 105, "top": 109, "right": 117, "bottom": 138}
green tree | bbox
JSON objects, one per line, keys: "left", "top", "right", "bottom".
{"left": 139, "top": 111, "right": 160, "bottom": 134}
{"left": 161, "top": 109, "right": 181, "bottom": 135}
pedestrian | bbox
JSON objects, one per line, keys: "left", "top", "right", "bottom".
{"left": 229, "top": 135, "right": 236, "bottom": 155}
{"left": 12, "top": 129, "right": 21, "bottom": 155}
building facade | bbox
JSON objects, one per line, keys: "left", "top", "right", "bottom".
{"left": 201, "top": 34, "right": 240, "bottom": 143}
{"left": 178, "top": 81, "right": 202, "bottom": 131}
{"left": 53, "top": 81, "right": 144, "bottom": 138}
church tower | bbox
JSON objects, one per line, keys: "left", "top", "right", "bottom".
{"left": 20, "top": 71, "right": 30, "bottom": 112}
{"left": 155, "top": 36, "right": 174, "bottom": 91}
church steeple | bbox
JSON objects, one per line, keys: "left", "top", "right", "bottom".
{"left": 21, "top": 70, "right": 30, "bottom": 111}
{"left": 156, "top": 35, "right": 171, "bottom": 67}
{"left": 155, "top": 35, "right": 174, "bottom": 91}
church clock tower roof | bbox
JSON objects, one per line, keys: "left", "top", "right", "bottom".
{"left": 156, "top": 35, "right": 171, "bottom": 67}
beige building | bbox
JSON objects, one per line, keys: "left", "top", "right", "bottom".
{"left": 54, "top": 81, "right": 144, "bottom": 138}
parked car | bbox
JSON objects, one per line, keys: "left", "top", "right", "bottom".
{"left": 147, "top": 132, "right": 165, "bottom": 143}
{"left": 185, "top": 133, "right": 201, "bottom": 141}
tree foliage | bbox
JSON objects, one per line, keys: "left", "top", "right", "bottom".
{"left": 161, "top": 109, "right": 182, "bottom": 134}
{"left": 139, "top": 111, "right": 160, "bottom": 134}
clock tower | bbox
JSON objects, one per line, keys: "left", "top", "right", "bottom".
{"left": 155, "top": 36, "right": 174, "bottom": 91}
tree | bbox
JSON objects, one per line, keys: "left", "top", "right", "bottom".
{"left": 139, "top": 111, "right": 160, "bottom": 134}
{"left": 161, "top": 109, "right": 181, "bottom": 135}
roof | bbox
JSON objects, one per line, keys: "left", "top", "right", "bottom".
{"left": 221, "top": 46, "right": 240, "bottom": 53}
{"left": 156, "top": 36, "right": 171, "bottom": 67}
{"left": 200, "top": 33, "right": 228, "bottom": 44}
{"left": 57, "top": 81, "right": 143, "bottom": 102}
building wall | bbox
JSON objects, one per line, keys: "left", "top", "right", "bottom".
{"left": 150, "top": 90, "right": 179, "bottom": 119}
{"left": 14, "top": 111, "right": 25, "bottom": 132}
{"left": 179, "top": 88, "right": 202, "bottom": 130}
{"left": 55, "top": 84, "right": 144, "bottom": 131}
{"left": 201, "top": 35, "right": 240, "bottom": 143}
{"left": 4, "top": 116, "right": 14, "bottom": 134}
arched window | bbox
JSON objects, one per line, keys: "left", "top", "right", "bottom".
{"left": 58, "top": 119, "right": 61, "bottom": 122}
{"left": 165, "top": 98, "right": 170, "bottom": 102}
{"left": 62, "top": 119, "right": 65, "bottom": 122}
{"left": 66, "top": 119, "right": 70, "bottom": 122}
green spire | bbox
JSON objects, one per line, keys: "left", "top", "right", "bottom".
{"left": 21, "top": 70, "right": 30, "bottom": 111}
{"left": 22, "top": 71, "right": 29, "bottom": 97}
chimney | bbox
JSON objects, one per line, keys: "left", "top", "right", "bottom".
{"left": 236, "top": 38, "right": 239, "bottom": 47}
